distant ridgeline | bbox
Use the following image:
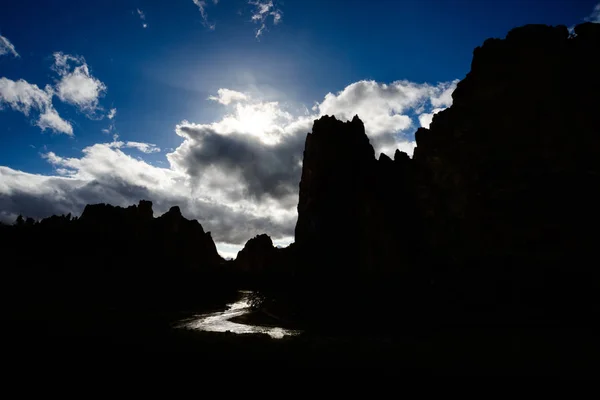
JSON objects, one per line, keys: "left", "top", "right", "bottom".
{"left": 1, "top": 200, "right": 235, "bottom": 312}
{"left": 3, "top": 23, "right": 599, "bottom": 327}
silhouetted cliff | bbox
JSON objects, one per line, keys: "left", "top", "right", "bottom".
{"left": 234, "top": 234, "right": 277, "bottom": 274}
{"left": 412, "top": 23, "right": 600, "bottom": 318}
{"left": 274, "top": 23, "right": 600, "bottom": 326}
{"left": 295, "top": 115, "right": 418, "bottom": 277}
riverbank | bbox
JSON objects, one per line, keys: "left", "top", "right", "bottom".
{"left": 6, "top": 305, "right": 599, "bottom": 376}
{"left": 6, "top": 291, "right": 599, "bottom": 376}
{"left": 229, "top": 310, "right": 303, "bottom": 330}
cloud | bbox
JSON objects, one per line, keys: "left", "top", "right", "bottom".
{"left": 38, "top": 108, "right": 74, "bottom": 135}
{"left": 315, "top": 79, "right": 459, "bottom": 156}
{"left": 569, "top": 3, "right": 600, "bottom": 33}
{"left": 418, "top": 108, "right": 445, "bottom": 129}
{"left": 192, "top": 0, "right": 216, "bottom": 30}
{"left": 170, "top": 117, "right": 307, "bottom": 202}
{"left": 136, "top": 8, "right": 148, "bottom": 28}
{"left": 107, "top": 108, "right": 117, "bottom": 119}
{"left": 208, "top": 89, "right": 249, "bottom": 105}
{"left": 0, "top": 79, "right": 457, "bottom": 253}
{"left": 98, "top": 137, "right": 160, "bottom": 154}
{"left": 120, "top": 141, "right": 161, "bottom": 154}
{"left": 585, "top": 3, "right": 600, "bottom": 23}
{"left": 0, "top": 77, "right": 73, "bottom": 135}
{"left": 52, "top": 52, "right": 107, "bottom": 117}
{"left": 249, "top": 1, "right": 282, "bottom": 38}
{"left": 0, "top": 35, "right": 19, "bottom": 58}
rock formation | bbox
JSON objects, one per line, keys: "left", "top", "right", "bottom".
{"left": 73, "top": 200, "right": 223, "bottom": 270}
{"left": 2, "top": 200, "right": 230, "bottom": 311}
{"left": 234, "top": 234, "right": 277, "bottom": 274}
{"left": 289, "top": 23, "right": 600, "bottom": 321}
{"left": 414, "top": 23, "right": 600, "bottom": 265}
{"left": 294, "top": 115, "right": 418, "bottom": 278}
{"left": 411, "top": 23, "right": 600, "bottom": 313}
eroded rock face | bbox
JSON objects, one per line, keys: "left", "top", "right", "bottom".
{"left": 294, "top": 115, "right": 417, "bottom": 275}
{"left": 234, "top": 234, "right": 276, "bottom": 273}
{"left": 410, "top": 23, "right": 600, "bottom": 313}
{"left": 289, "top": 23, "right": 600, "bottom": 319}
{"left": 413, "top": 23, "right": 600, "bottom": 267}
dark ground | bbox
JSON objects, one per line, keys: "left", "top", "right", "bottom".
{"left": 5, "top": 305, "right": 599, "bottom": 377}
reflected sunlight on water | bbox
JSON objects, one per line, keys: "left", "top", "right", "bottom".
{"left": 178, "top": 291, "right": 300, "bottom": 339}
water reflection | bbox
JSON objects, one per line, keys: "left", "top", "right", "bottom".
{"left": 179, "top": 291, "right": 300, "bottom": 339}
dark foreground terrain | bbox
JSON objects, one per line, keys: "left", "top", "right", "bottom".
{"left": 7, "top": 311, "right": 598, "bottom": 376}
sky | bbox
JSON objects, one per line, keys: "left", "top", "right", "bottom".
{"left": 1, "top": 0, "right": 599, "bottom": 258}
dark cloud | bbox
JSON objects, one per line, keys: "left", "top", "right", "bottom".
{"left": 173, "top": 123, "right": 306, "bottom": 202}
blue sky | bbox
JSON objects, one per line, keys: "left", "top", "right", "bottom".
{"left": 1, "top": 0, "right": 599, "bottom": 257}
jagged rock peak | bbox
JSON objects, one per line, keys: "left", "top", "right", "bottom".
{"left": 379, "top": 153, "right": 393, "bottom": 164}
{"left": 234, "top": 233, "right": 276, "bottom": 272}
{"left": 312, "top": 114, "right": 366, "bottom": 136}
{"left": 247, "top": 233, "right": 274, "bottom": 247}
{"left": 306, "top": 115, "right": 375, "bottom": 163}
{"left": 80, "top": 200, "right": 155, "bottom": 222}
{"left": 138, "top": 200, "right": 153, "bottom": 219}
{"left": 167, "top": 206, "right": 182, "bottom": 217}
{"left": 394, "top": 149, "right": 410, "bottom": 163}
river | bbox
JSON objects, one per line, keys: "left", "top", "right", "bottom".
{"left": 178, "top": 291, "right": 301, "bottom": 339}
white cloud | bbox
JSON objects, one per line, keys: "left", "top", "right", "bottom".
{"left": 569, "top": 2, "right": 600, "bottom": 33}
{"left": 107, "top": 108, "right": 117, "bottom": 119}
{"left": 208, "top": 89, "right": 249, "bottom": 105}
{"left": 104, "top": 139, "right": 160, "bottom": 154}
{"left": 0, "top": 78, "right": 51, "bottom": 115}
{"left": 417, "top": 80, "right": 458, "bottom": 129}
{"left": 249, "top": 0, "right": 282, "bottom": 38}
{"left": 0, "top": 35, "right": 19, "bottom": 58}
{"left": 430, "top": 81, "right": 458, "bottom": 108}
{"left": 418, "top": 108, "right": 445, "bottom": 129}
{"left": 584, "top": 3, "right": 600, "bottom": 23}
{"left": 270, "top": 10, "right": 282, "bottom": 24}
{"left": 0, "top": 78, "right": 457, "bottom": 253}
{"left": 124, "top": 141, "right": 161, "bottom": 154}
{"left": 0, "top": 77, "right": 73, "bottom": 135}
{"left": 137, "top": 8, "right": 148, "bottom": 28}
{"left": 315, "top": 79, "right": 458, "bottom": 157}
{"left": 53, "top": 52, "right": 107, "bottom": 116}
{"left": 37, "top": 107, "right": 74, "bottom": 135}
{"left": 193, "top": 0, "right": 216, "bottom": 30}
